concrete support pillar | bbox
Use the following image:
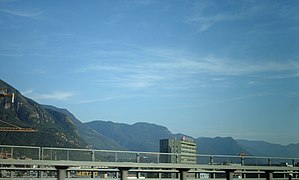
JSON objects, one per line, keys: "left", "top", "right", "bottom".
{"left": 212, "top": 172, "right": 215, "bottom": 179}
{"left": 195, "top": 172, "right": 199, "bottom": 179}
{"left": 10, "top": 170, "right": 14, "bottom": 179}
{"left": 178, "top": 168, "right": 189, "bottom": 180}
{"left": 242, "top": 172, "right": 246, "bottom": 179}
{"left": 225, "top": 170, "right": 235, "bottom": 180}
{"left": 90, "top": 166, "right": 96, "bottom": 178}
{"left": 55, "top": 166, "right": 69, "bottom": 180}
{"left": 136, "top": 168, "right": 141, "bottom": 179}
{"left": 288, "top": 173, "right": 293, "bottom": 180}
{"left": 119, "top": 167, "right": 130, "bottom": 180}
{"left": 38, "top": 170, "right": 43, "bottom": 178}
{"left": 91, "top": 171, "right": 96, "bottom": 178}
{"left": 137, "top": 172, "right": 141, "bottom": 179}
{"left": 265, "top": 171, "right": 274, "bottom": 180}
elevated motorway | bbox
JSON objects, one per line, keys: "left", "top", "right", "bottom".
{"left": 0, "top": 145, "right": 298, "bottom": 180}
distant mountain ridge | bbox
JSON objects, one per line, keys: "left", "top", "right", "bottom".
{"left": 85, "top": 120, "right": 175, "bottom": 151}
{"left": 84, "top": 120, "right": 248, "bottom": 155}
{"left": 196, "top": 137, "right": 248, "bottom": 155}
{"left": 237, "top": 139, "right": 299, "bottom": 157}
{"left": 1, "top": 79, "right": 298, "bottom": 158}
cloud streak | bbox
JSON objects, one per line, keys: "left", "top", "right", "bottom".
{"left": 0, "top": 8, "right": 43, "bottom": 18}
{"left": 23, "top": 90, "right": 75, "bottom": 101}
{"left": 186, "top": 1, "right": 299, "bottom": 32}
{"left": 76, "top": 45, "right": 299, "bottom": 91}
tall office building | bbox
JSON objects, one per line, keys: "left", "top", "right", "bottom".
{"left": 159, "top": 136, "right": 197, "bottom": 164}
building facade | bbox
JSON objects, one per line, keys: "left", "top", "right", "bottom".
{"left": 159, "top": 136, "right": 197, "bottom": 164}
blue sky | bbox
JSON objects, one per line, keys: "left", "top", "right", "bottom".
{"left": 0, "top": 0, "right": 298, "bottom": 145}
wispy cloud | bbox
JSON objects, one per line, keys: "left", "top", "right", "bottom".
{"left": 77, "top": 64, "right": 126, "bottom": 73}
{"left": 187, "top": 13, "right": 236, "bottom": 32}
{"left": 140, "top": 48, "right": 299, "bottom": 78}
{"left": 0, "top": 0, "right": 21, "bottom": 4}
{"left": 185, "top": 1, "right": 244, "bottom": 32}
{"left": 0, "top": 8, "right": 43, "bottom": 18}
{"left": 21, "top": 89, "right": 34, "bottom": 96}
{"left": 74, "top": 96, "right": 122, "bottom": 104}
{"left": 0, "top": 52, "right": 24, "bottom": 57}
{"left": 186, "top": 1, "right": 299, "bottom": 32}
{"left": 74, "top": 92, "right": 176, "bottom": 105}
{"left": 20, "top": 69, "right": 47, "bottom": 75}
{"left": 22, "top": 90, "right": 75, "bottom": 101}
{"left": 76, "top": 44, "right": 299, "bottom": 91}
{"left": 88, "top": 73, "right": 165, "bottom": 89}
{"left": 35, "top": 92, "right": 74, "bottom": 101}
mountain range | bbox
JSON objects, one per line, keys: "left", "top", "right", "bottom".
{"left": 1, "top": 79, "right": 298, "bottom": 158}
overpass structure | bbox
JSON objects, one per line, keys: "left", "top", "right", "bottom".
{"left": 0, "top": 145, "right": 298, "bottom": 180}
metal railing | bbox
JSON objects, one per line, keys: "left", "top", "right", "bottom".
{"left": 0, "top": 145, "right": 40, "bottom": 160}
{"left": 1, "top": 145, "right": 299, "bottom": 167}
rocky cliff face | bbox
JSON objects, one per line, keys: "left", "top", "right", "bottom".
{"left": 42, "top": 105, "right": 126, "bottom": 150}
{"left": 0, "top": 79, "right": 88, "bottom": 148}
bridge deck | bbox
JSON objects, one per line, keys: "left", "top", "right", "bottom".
{"left": 0, "top": 145, "right": 298, "bottom": 180}
{"left": 0, "top": 159, "right": 298, "bottom": 172}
